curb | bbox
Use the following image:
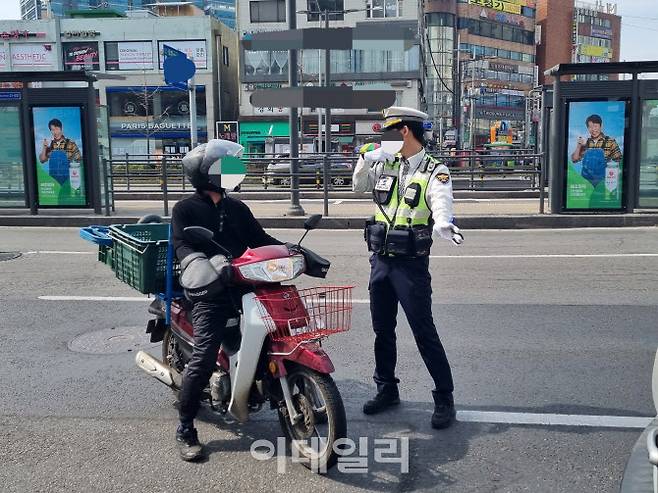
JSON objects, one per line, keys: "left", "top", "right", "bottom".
{"left": 1, "top": 214, "right": 656, "bottom": 229}
{"left": 112, "top": 190, "right": 541, "bottom": 201}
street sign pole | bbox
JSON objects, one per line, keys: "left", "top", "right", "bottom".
{"left": 189, "top": 76, "right": 197, "bottom": 149}
{"left": 287, "top": 0, "right": 304, "bottom": 216}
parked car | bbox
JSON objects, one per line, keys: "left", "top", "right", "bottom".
{"left": 263, "top": 153, "right": 353, "bottom": 188}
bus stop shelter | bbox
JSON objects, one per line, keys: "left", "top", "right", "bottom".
{"left": 0, "top": 71, "right": 107, "bottom": 214}
{"left": 546, "top": 61, "right": 658, "bottom": 214}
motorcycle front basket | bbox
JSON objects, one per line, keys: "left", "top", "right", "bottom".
{"left": 255, "top": 286, "right": 353, "bottom": 343}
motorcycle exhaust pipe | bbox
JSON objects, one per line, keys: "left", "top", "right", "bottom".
{"left": 135, "top": 351, "right": 181, "bottom": 389}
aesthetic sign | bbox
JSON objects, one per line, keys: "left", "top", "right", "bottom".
{"left": 10, "top": 43, "right": 57, "bottom": 71}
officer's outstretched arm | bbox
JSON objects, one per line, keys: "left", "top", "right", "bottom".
{"left": 427, "top": 165, "right": 462, "bottom": 244}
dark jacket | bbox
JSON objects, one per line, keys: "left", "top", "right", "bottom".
{"left": 172, "top": 191, "right": 282, "bottom": 262}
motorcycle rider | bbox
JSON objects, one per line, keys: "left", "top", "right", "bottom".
{"left": 172, "top": 139, "right": 283, "bottom": 461}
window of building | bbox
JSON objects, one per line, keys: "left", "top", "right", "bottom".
{"left": 222, "top": 46, "right": 229, "bottom": 66}
{"left": 307, "top": 0, "right": 344, "bottom": 21}
{"left": 250, "top": 0, "right": 286, "bottom": 23}
{"left": 459, "top": 18, "right": 534, "bottom": 45}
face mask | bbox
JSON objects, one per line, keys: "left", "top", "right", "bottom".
{"left": 380, "top": 128, "right": 404, "bottom": 155}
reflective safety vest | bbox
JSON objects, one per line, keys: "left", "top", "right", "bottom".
{"left": 374, "top": 154, "right": 438, "bottom": 229}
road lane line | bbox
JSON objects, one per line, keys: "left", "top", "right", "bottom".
{"left": 456, "top": 410, "right": 653, "bottom": 429}
{"left": 24, "top": 251, "right": 94, "bottom": 255}
{"left": 429, "top": 253, "right": 658, "bottom": 259}
{"left": 39, "top": 296, "right": 149, "bottom": 302}
{"left": 38, "top": 295, "right": 372, "bottom": 303}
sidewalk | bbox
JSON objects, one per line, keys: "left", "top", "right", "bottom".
{"left": 115, "top": 198, "right": 545, "bottom": 218}
{"left": 1, "top": 197, "right": 657, "bottom": 229}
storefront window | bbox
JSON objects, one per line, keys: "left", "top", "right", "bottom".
{"left": 639, "top": 100, "right": 658, "bottom": 208}
{"left": 0, "top": 105, "right": 24, "bottom": 207}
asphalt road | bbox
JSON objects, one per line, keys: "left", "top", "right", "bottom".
{"left": 1, "top": 226, "right": 658, "bottom": 492}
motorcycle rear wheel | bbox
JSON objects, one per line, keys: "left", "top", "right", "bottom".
{"left": 277, "top": 366, "right": 347, "bottom": 473}
{"left": 162, "top": 327, "right": 187, "bottom": 395}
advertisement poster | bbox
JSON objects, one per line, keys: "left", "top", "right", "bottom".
{"left": 158, "top": 40, "right": 207, "bottom": 69}
{"left": 106, "top": 41, "right": 153, "bottom": 71}
{"left": 566, "top": 100, "right": 626, "bottom": 210}
{"left": 10, "top": 43, "right": 56, "bottom": 71}
{"left": 32, "top": 106, "right": 87, "bottom": 206}
{"left": 63, "top": 41, "right": 100, "bottom": 71}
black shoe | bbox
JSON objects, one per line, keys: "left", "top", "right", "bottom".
{"left": 363, "top": 390, "right": 401, "bottom": 415}
{"left": 431, "top": 391, "right": 456, "bottom": 429}
{"left": 176, "top": 426, "right": 204, "bottom": 462}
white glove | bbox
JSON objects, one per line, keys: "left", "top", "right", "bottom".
{"left": 436, "top": 224, "right": 464, "bottom": 245}
{"left": 363, "top": 147, "right": 395, "bottom": 163}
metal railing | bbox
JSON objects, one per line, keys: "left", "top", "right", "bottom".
{"left": 101, "top": 149, "right": 545, "bottom": 217}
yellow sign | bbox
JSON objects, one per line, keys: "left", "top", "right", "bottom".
{"left": 580, "top": 45, "right": 612, "bottom": 58}
{"left": 469, "top": 0, "right": 523, "bottom": 15}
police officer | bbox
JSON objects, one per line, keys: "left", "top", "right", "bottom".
{"left": 353, "top": 106, "right": 463, "bottom": 429}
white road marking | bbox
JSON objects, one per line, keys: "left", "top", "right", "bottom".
{"left": 39, "top": 296, "right": 149, "bottom": 302}
{"left": 455, "top": 410, "right": 653, "bottom": 429}
{"left": 24, "top": 251, "right": 94, "bottom": 255}
{"left": 429, "top": 253, "right": 658, "bottom": 259}
{"left": 38, "top": 295, "right": 373, "bottom": 304}
{"left": 22, "top": 250, "right": 658, "bottom": 259}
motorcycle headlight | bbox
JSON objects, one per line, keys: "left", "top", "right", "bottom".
{"left": 238, "top": 255, "right": 305, "bottom": 282}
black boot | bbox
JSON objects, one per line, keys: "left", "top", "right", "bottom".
{"left": 431, "top": 391, "right": 456, "bottom": 429}
{"left": 176, "top": 425, "right": 204, "bottom": 462}
{"left": 363, "top": 388, "right": 400, "bottom": 415}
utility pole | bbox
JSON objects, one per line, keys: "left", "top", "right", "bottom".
{"left": 317, "top": 11, "right": 323, "bottom": 152}
{"left": 188, "top": 76, "right": 197, "bottom": 149}
{"left": 287, "top": 0, "right": 304, "bottom": 216}
{"left": 324, "top": 9, "right": 331, "bottom": 159}
{"left": 452, "top": 34, "right": 462, "bottom": 149}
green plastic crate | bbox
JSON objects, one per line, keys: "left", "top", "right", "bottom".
{"left": 108, "top": 223, "right": 173, "bottom": 294}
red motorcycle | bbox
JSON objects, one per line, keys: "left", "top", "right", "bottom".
{"left": 135, "top": 214, "right": 351, "bottom": 472}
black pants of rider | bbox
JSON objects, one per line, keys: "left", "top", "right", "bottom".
{"left": 178, "top": 298, "right": 237, "bottom": 429}
{"left": 368, "top": 253, "right": 454, "bottom": 397}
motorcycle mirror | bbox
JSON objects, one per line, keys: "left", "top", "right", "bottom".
{"left": 304, "top": 214, "right": 322, "bottom": 231}
{"left": 183, "top": 226, "right": 214, "bottom": 244}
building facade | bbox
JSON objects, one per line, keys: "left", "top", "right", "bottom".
{"left": 20, "top": 0, "right": 237, "bottom": 30}
{"left": 423, "top": 0, "right": 538, "bottom": 147}
{"left": 536, "top": 0, "right": 620, "bottom": 84}
{"left": 238, "top": 0, "right": 424, "bottom": 154}
{"left": 0, "top": 14, "right": 238, "bottom": 157}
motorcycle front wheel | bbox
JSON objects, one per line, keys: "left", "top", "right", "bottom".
{"left": 277, "top": 366, "right": 347, "bottom": 473}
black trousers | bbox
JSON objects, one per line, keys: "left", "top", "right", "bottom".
{"left": 178, "top": 299, "right": 236, "bottom": 428}
{"left": 368, "top": 254, "right": 454, "bottom": 395}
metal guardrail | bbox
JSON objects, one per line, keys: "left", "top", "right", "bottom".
{"left": 101, "top": 150, "right": 545, "bottom": 217}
